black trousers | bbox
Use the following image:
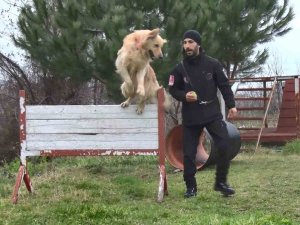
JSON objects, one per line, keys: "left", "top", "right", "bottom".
{"left": 183, "top": 119, "right": 230, "bottom": 189}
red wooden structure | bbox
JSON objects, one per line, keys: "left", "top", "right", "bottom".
{"left": 230, "top": 76, "right": 300, "bottom": 143}
{"left": 12, "top": 88, "right": 168, "bottom": 203}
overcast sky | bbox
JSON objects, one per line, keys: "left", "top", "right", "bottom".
{"left": 0, "top": 0, "right": 299, "bottom": 76}
{"left": 262, "top": 0, "right": 300, "bottom": 75}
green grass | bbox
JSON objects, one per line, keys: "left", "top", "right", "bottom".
{"left": 0, "top": 150, "right": 299, "bottom": 225}
{"left": 282, "top": 139, "right": 300, "bottom": 155}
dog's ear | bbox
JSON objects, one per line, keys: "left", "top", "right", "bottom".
{"left": 147, "top": 28, "right": 160, "bottom": 39}
{"left": 163, "top": 39, "right": 168, "bottom": 44}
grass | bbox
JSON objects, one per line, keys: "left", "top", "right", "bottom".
{"left": 282, "top": 139, "right": 300, "bottom": 155}
{"left": 0, "top": 149, "right": 299, "bottom": 225}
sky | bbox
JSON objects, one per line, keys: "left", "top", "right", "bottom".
{"left": 0, "top": 0, "right": 300, "bottom": 76}
{"left": 261, "top": 0, "right": 300, "bottom": 75}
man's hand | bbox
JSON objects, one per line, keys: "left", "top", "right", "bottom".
{"left": 186, "top": 91, "right": 198, "bottom": 102}
{"left": 228, "top": 107, "right": 238, "bottom": 119}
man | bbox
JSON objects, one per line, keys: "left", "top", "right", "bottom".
{"left": 168, "top": 30, "right": 238, "bottom": 198}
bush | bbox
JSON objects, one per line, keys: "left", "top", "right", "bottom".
{"left": 0, "top": 117, "right": 19, "bottom": 166}
{"left": 282, "top": 139, "right": 300, "bottom": 155}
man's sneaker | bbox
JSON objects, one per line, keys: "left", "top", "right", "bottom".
{"left": 214, "top": 182, "right": 235, "bottom": 197}
{"left": 184, "top": 188, "right": 197, "bottom": 198}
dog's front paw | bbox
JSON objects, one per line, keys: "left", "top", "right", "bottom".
{"left": 120, "top": 101, "right": 130, "bottom": 108}
{"left": 136, "top": 87, "right": 145, "bottom": 96}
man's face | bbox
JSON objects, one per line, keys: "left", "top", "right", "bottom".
{"left": 183, "top": 38, "right": 200, "bottom": 57}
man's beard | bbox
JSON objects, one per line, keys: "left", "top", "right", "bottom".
{"left": 182, "top": 48, "right": 198, "bottom": 58}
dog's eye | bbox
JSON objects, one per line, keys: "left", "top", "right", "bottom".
{"left": 154, "top": 44, "right": 160, "bottom": 48}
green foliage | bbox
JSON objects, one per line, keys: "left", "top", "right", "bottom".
{"left": 200, "top": 0, "right": 294, "bottom": 78}
{"left": 12, "top": 0, "right": 294, "bottom": 99}
{"left": 2, "top": 158, "right": 21, "bottom": 175}
{"left": 0, "top": 118, "right": 19, "bottom": 165}
{"left": 282, "top": 139, "right": 300, "bottom": 155}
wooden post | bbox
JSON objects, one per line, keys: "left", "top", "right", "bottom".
{"left": 19, "top": 90, "right": 26, "bottom": 165}
{"left": 263, "top": 80, "right": 268, "bottom": 128}
{"left": 12, "top": 90, "right": 33, "bottom": 204}
{"left": 295, "top": 77, "right": 300, "bottom": 138}
{"left": 157, "top": 88, "right": 167, "bottom": 202}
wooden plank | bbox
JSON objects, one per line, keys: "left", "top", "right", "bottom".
{"left": 282, "top": 94, "right": 296, "bottom": 100}
{"left": 27, "top": 118, "right": 157, "bottom": 127}
{"left": 229, "top": 116, "right": 263, "bottom": 121}
{"left": 236, "top": 107, "right": 265, "bottom": 111}
{"left": 277, "top": 127, "right": 297, "bottom": 132}
{"left": 27, "top": 104, "right": 157, "bottom": 119}
{"left": 241, "top": 132, "right": 296, "bottom": 142}
{"left": 26, "top": 140, "right": 158, "bottom": 150}
{"left": 236, "top": 88, "right": 272, "bottom": 91}
{"left": 280, "top": 101, "right": 296, "bottom": 108}
{"left": 235, "top": 97, "right": 269, "bottom": 101}
{"left": 27, "top": 127, "right": 157, "bottom": 134}
{"left": 231, "top": 76, "right": 300, "bottom": 83}
{"left": 27, "top": 119, "right": 157, "bottom": 134}
{"left": 278, "top": 109, "right": 297, "bottom": 117}
{"left": 27, "top": 133, "right": 158, "bottom": 141}
{"left": 276, "top": 79, "right": 298, "bottom": 131}
{"left": 238, "top": 127, "right": 260, "bottom": 130}
{"left": 242, "top": 132, "right": 296, "bottom": 138}
{"left": 40, "top": 149, "right": 159, "bottom": 157}
{"left": 277, "top": 119, "right": 297, "bottom": 127}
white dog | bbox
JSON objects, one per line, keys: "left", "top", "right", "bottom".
{"left": 115, "top": 28, "right": 168, "bottom": 114}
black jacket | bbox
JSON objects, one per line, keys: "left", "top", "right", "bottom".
{"left": 168, "top": 53, "right": 235, "bottom": 126}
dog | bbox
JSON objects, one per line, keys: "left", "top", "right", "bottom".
{"left": 115, "top": 28, "right": 169, "bottom": 114}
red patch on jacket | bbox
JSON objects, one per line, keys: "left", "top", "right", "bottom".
{"left": 168, "top": 75, "right": 174, "bottom": 86}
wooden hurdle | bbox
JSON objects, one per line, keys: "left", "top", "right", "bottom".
{"left": 12, "top": 88, "right": 168, "bottom": 203}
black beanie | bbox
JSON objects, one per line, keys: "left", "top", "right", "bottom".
{"left": 183, "top": 30, "right": 201, "bottom": 45}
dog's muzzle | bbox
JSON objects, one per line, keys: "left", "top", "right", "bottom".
{"left": 149, "top": 50, "right": 163, "bottom": 60}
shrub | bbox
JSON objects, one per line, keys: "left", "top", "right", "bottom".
{"left": 282, "top": 139, "right": 300, "bottom": 155}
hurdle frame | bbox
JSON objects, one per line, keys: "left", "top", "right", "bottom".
{"left": 12, "top": 88, "right": 167, "bottom": 203}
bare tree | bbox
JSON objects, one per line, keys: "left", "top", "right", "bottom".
{"left": 265, "top": 49, "right": 284, "bottom": 77}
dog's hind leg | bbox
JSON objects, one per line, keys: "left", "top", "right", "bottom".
{"left": 136, "top": 98, "right": 146, "bottom": 114}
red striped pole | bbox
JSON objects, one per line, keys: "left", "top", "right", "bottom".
{"left": 11, "top": 90, "right": 32, "bottom": 204}
{"left": 157, "top": 88, "right": 167, "bottom": 202}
